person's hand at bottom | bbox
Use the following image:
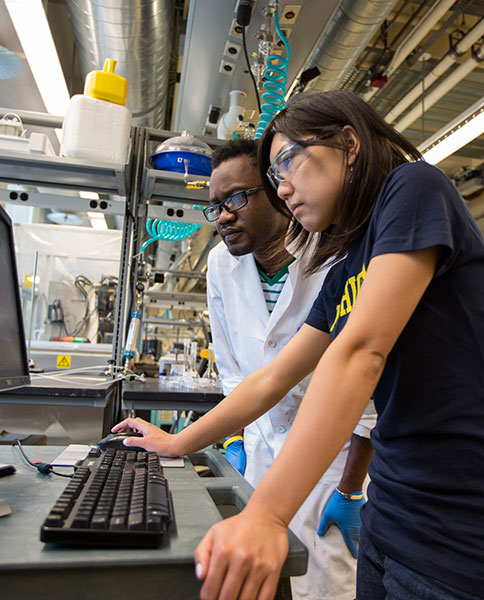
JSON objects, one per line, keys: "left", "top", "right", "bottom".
{"left": 194, "top": 506, "right": 289, "bottom": 600}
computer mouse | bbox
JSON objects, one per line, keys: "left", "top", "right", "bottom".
{"left": 96, "top": 431, "right": 146, "bottom": 452}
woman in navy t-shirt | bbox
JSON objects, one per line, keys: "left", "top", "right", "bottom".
{"left": 115, "top": 90, "right": 484, "bottom": 600}
{"left": 258, "top": 90, "right": 484, "bottom": 600}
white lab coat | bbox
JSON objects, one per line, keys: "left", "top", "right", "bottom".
{"left": 207, "top": 241, "right": 376, "bottom": 600}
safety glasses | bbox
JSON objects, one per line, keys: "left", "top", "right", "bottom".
{"left": 267, "top": 130, "right": 344, "bottom": 190}
{"left": 266, "top": 143, "right": 309, "bottom": 190}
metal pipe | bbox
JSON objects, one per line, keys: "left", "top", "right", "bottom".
{"left": 65, "top": 0, "right": 173, "bottom": 129}
{"left": 0, "top": 108, "right": 63, "bottom": 128}
{"left": 26, "top": 251, "right": 39, "bottom": 367}
{"left": 393, "top": 43, "right": 484, "bottom": 132}
{"left": 363, "top": 0, "right": 457, "bottom": 101}
{"left": 303, "top": 0, "right": 400, "bottom": 93}
{"left": 385, "top": 17, "right": 484, "bottom": 123}
{"left": 364, "top": 1, "right": 472, "bottom": 104}
{"left": 154, "top": 269, "right": 206, "bottom": 280}
{"left": 143, "top": 318, "right": 200, "bottom": 326}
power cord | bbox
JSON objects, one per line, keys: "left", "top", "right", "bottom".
{"left": 242, "top": 26, "right": 261, "bottom": 114}
{"left": 15, "top": 439, "right": 75, "bottom": 478}
{"left": 237, "top": 0, "right": 262, "bottom": 115}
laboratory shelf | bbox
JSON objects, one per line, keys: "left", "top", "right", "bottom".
{"left": 141, "top": 168, "right": 210, "bottom": 205}
{"left": 0, "top": 150, "right": 128, "bottom": 197}
{"left": 144, "top": 289, "right": 209, "bottom": 311}
{"left": 0, "top": 187, "right": 126, "bottom": 216}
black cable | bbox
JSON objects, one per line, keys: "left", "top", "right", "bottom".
{"left": 73, "top": 275, "right": 93, "bottom": 336}
{"left": 54, "top": 298, "right": 71, "bottom": 337}
{"left": 242, "top": 26, "right": 261, "bottom": 115}
{"left": 15, "top": 440, "right": 74, "bottom": 478}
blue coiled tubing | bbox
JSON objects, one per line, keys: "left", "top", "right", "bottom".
{"left": 254, "top": 11, "right": 291, "bottom": 140}
{"left": 141, "top": 210, "right": 202, "bottom": 253}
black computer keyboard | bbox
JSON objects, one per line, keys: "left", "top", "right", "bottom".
{"left": 40, "top": 447, "right": 174, "bottom": 548}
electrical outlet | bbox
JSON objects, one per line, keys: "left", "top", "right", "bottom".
{"left": 276, "top": 27, "right": 292, "bottom": 47}
{"left": 229, "top": 18, "right": 243, "bottom": 39}
{"left": 223, "top": 40, "right": 242, "bottom": 61}
{"left": 203, "top": 126, "right": 215, "bottom": 137}
{"left": 279, "top": 4, "right": 302, "bottom": 26}
{"left": 219, "top": 59, "right": 236, "bottom": 75}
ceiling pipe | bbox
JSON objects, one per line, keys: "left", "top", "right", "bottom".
{"left": 363, "top": 0, "right": 457, "bottom": 101}
{"left": 299, "top": 0, "right": 400, "bottom": 94}
{"left": 65, "top": 0, "right": 173, "bottom": 130}
{"left": 361, "top": 1, "right": 473, "bottom": 105}
{"left": 385, "top": 16, "right": 484, "bottom": 123}
{"left": 393, "top": 42, "right": 484, "bottom": 133}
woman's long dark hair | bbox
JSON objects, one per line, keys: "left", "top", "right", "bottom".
{"left": 258, "top": 90, "right": 422, "bottom": 273}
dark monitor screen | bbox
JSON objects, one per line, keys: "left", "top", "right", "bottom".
{"left": 0, "top": 205, "right": 30, "bottom": 390}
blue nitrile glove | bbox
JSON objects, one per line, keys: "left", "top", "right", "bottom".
{"left": 223, "top": 436, "right": 246, "bottom": 475}
{"left": 317, "top": 488, "right": 365, "bottom": 558}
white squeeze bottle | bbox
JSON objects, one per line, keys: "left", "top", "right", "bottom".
{"left": 61, "top": 58, "right": 131, "bottom": 163}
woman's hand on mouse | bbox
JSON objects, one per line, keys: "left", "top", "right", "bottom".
{"left": 111, "top": 417, "right": 179, "bottom": 456}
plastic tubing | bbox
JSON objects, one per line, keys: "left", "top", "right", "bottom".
{"left": 140, "top": 212, "right": 202, "bottom": 253}
{"left": 254, "top": 11, "right": 291, "bottom": 140}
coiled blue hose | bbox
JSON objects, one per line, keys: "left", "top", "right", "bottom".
{"left": 254, "top": 11, "right": 291, "bottom": 140}
{"left": 141, "top": 207, "right": 203, "bottom": 253}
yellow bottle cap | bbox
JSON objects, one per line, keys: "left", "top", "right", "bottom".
{"left": 84, "top": 58, "right": 128, "bottom": 106}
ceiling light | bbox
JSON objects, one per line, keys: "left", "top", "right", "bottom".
{"left": 79, "top": 191, "right": 100, "bottom": 201}
{"left": 5, "top": 0, "right": 70, "bottom": 142}
{"left": 419, "top": 97, "right": 484, "bottom": 165}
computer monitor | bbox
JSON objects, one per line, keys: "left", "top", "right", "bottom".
{"left": 0, "top": 204, "right": 30, "bottom": 390}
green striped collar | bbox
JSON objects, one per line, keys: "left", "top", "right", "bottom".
{"left": 257, "top": 257, "right": 296, "bottom": 285}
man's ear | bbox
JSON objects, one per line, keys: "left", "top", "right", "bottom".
{"left": 342, "top": 125, "right": 360, "bottom": 166}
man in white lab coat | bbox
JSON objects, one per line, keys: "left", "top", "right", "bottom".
{"left": 205, "top": 139, "right": 376, "bottom": 600}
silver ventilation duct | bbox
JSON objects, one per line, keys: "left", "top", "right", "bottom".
{"left": 66, "top": 0, "right": 173, "bottom": 129}
{"left": 306, "top": 0, "right": 400, "bottom": 92}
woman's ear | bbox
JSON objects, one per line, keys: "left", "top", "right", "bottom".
{"left": 342, "top": 125, "right": 360, "bottom": 166}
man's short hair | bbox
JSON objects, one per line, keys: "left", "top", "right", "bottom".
{"left": 211, "top": 138, "right": 259, "bottom": 170}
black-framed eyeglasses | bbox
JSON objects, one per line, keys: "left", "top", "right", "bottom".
{"left": 203, "top": 185, "right": 264, "bottom": 222}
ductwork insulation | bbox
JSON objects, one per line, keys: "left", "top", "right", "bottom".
{"left": 66, "top": 0, "right": 173, "bottom": 129}
{"left": 306, "top": 0, "right": 400, "bottom": 92}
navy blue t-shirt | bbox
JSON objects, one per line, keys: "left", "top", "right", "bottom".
{"left": 306, "top": 161, "right": 484, "bottom": 596}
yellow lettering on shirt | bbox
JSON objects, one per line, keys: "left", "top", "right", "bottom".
{"left": 356, "top": 263, "right": 366, "bottom": 293}
{"left": 330, "top": 264, "right": 367, "bottom": 332}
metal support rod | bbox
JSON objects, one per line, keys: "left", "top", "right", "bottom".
{"left": 154, "top": 269, "right": 206, "bottom": 279}
{"left": 26, "top": 251, "right": 39, "bottom": 367}
{"left": 0, "top": 107, "right": 63, "bottom": 128}
{"left": 112, "top": 127, "right": 145, "bottom": 368}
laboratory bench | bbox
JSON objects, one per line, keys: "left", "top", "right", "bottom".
{"left": 121, "top": 377, "right": 224, "bottom": 414}
{"left": 0, "top": 375, "right": 119, "bottom": 442}
{"left": 0, "top": 376, "right": 225, "bottom": 446}
{"left": 0, "top": 445, "right": 307, "bottom": 600}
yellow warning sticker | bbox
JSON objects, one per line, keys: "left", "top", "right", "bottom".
{"left": 56, "top": 355, "right": 71, "bottom": 369}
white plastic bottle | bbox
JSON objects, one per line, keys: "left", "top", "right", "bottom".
{"left": 61, "top": 58, "right": 132, "bottom": 164}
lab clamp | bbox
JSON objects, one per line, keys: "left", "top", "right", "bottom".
{"left": 108, "top": 260, "right": 164, "bottom": 377}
